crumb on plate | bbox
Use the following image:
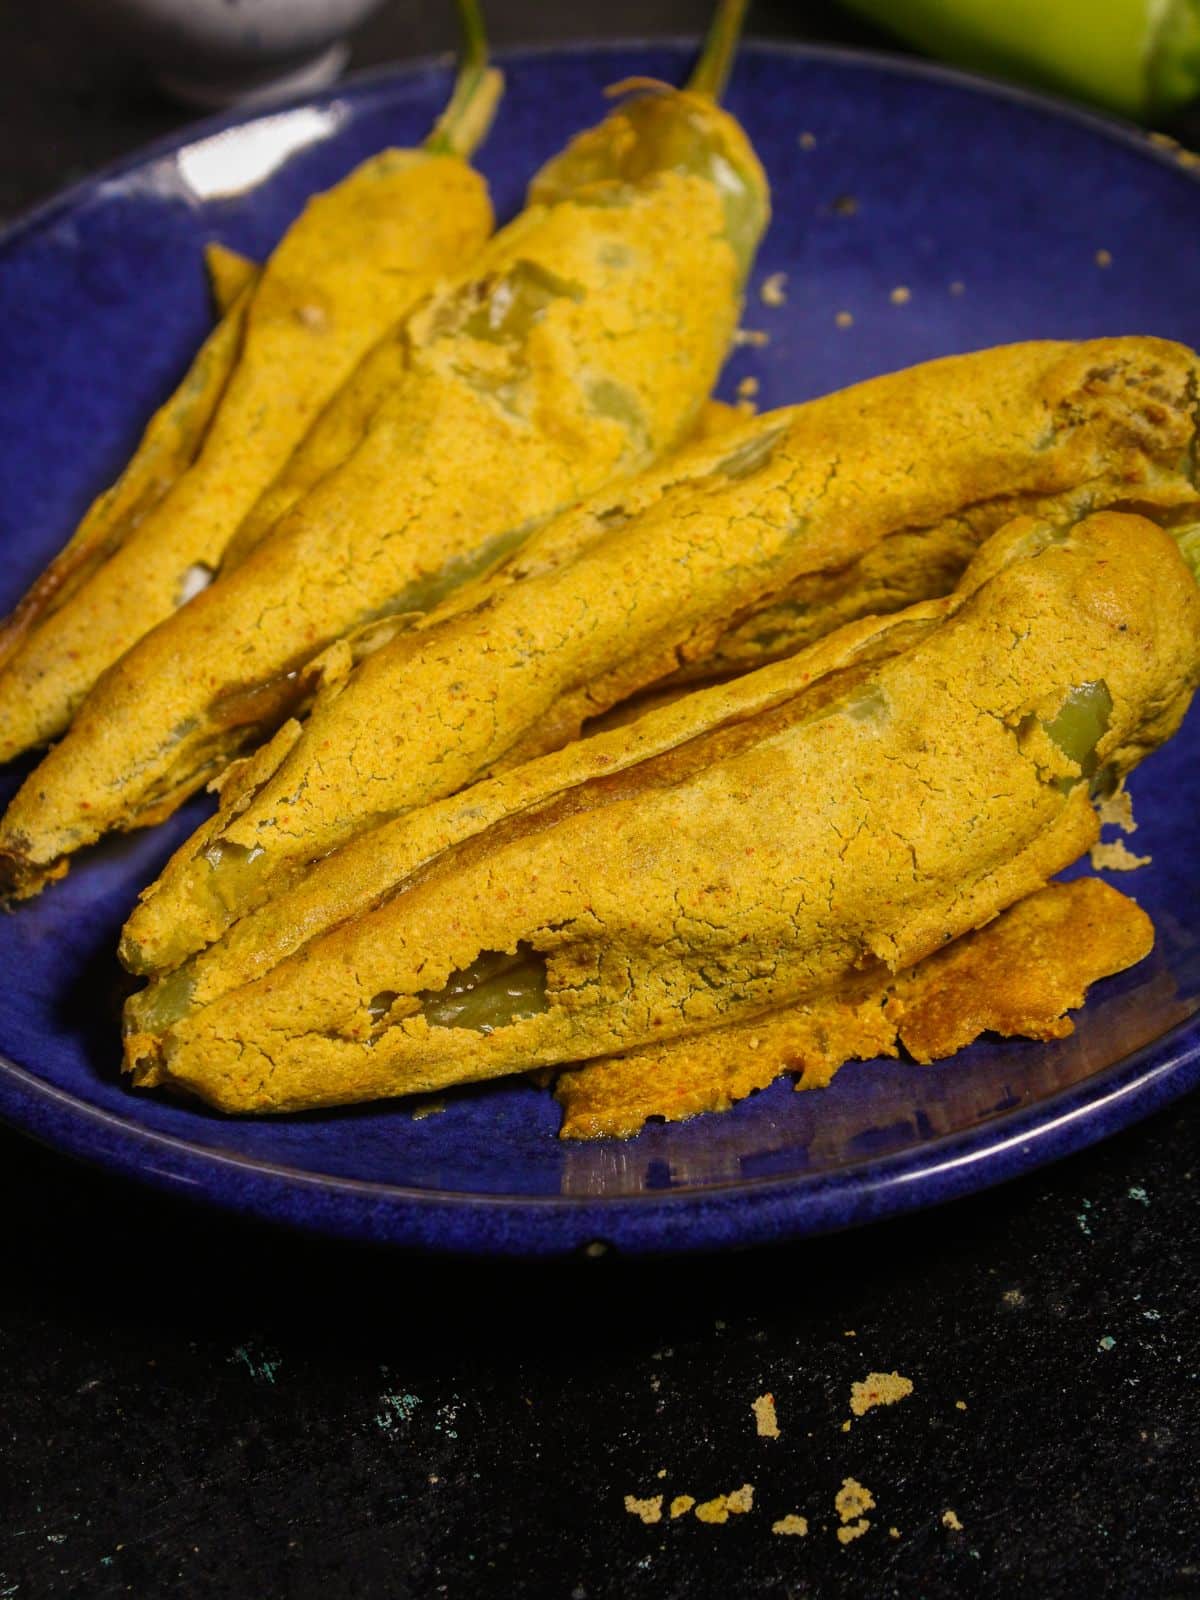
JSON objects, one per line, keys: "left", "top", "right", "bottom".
{"left": 760, "top": 272, "right": 788, "bottom": 307}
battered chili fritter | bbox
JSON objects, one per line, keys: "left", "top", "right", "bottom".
{"left": 0, "top": 79, "right": 769, "bottom": 901}
{"left": 553, "top": 877, "right": 1155, "bottom": 1138}
{"left": 122, "top": 336, "right": 1200, "bottom": 978}
{"left": 0, "top": 143, "right": 497, "bottom": 761}
{"left": 124, "top": 510, "right": 1200, "bottom": 1113}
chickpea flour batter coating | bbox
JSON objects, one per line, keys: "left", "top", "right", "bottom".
{"left": 0, "top": 45, "right": 769, "bottom": 901}
{"left": 122, "top": 335, "right": 1200, "bottom": 977}
{"left": 0, "top": 240, "right": 260, "bottom": 701}
{"left": 553, "top": 877, "right": 1156, "bottom": 1139}
{"left": 0, "top": 54, "right": 502, "bottom": 763}
{"left": 204, "top": 244, "right": 258, "bottom": 315}
{"left": 125, "top": 511, "right": 1200, "bottom": 1112}
{"left": 0, "top": 279, "right": 256, "bottom": 693}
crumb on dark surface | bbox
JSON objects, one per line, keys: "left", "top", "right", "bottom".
{"left": 0, "top": 1099, "right": 1194, "bottom": 1597}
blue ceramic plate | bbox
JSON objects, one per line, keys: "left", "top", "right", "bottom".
{"left": 0, "top": 43, "right": 1197, "bottom": 1256}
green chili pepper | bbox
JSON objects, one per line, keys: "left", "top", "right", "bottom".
{"left": 840, "top": 0, "right": 1200, "bottom": 120}
{"left": 0, "top": 0, "right": 768, "bottom": 910}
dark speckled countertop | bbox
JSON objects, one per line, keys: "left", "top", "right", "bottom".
{"left": 1, "top": 6, "right": 1197, "bottom": 1597}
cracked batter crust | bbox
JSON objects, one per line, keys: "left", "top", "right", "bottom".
{"left": 0, "top": 150, "right": 495, "bottom": 761}
{"left": 125, "top": 511, "right": 1200, "bottom": 1112}
{"left": 553, "top": 876, "right": 1154, "bottom": 1136}
{"left": 122, "top": 335, "right": 1200, "bottom": 975}
{"left": 0, "top": 88, "right": 768, "bottom": 900}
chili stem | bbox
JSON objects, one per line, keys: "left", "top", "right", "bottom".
{"left": 688, "top": 0, "right": 751, "bottom": 101}
{"left": 425, "top": 0, "right": 504, "bottom": 159}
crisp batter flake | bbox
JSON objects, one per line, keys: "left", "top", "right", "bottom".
{"left": 556, "top": 877, "right": 1155, "bottom": 1137}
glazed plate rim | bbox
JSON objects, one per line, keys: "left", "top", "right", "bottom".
{"left": 1, "top": 40, "right": 1198, "bottom": 1256}
{"left": 8, "top": 36, "right": 1200, "bottom": 259}
{"left": 1, "top": 1021, "right": 1196, "bottom": 1255}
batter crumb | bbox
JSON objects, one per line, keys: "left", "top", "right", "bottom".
{"left": 955, "top": 1400, "right": 968, "bottom": 1411}
{"left": 835, "top": 311, "right": 854, "bottom": 329}
{"left": 410, "top": 1096, "right": 446, "bottom": 1121}
{"left": 833, "top": 194, "right": 858, "bottom": 216}
{"left": 695, "top": 1484, "right": 754, "bottom": 1524}
{"left": 835, "top": 1478, "right": 875, "bottom": 1524}
{"left": 889, "top": 1527, "right": 901, "bottom": 1539}
{"left": 1095, "top": 248, "right": 1112, "bottom": 267}
{"left": 850, "top": 1371, "right": 914, "bottom": 1416}
{"left": 736, "top": 376, "right": 761, "bottom": 400}
{"left": 293, "top": 303, "right": 328, "bottom": 330}
{"left": 890, "top": 285, "right": 911, "bottom": 305}
{"left": 1090, "top": 838, "right": 1151, "bottom": 872}
{"left": 670, "top": 1495, "right": 695, "bottom": 1519}
{"left": 1096, "top": 783, "right": 1136, "bottom": 834}
{"left": 656, "top": 1468, "right": 667, "bottom": 1479}
{"left": 733, "top": 327, "right": 769, "bottom": 348}
{"left": 624, "top": 1494, "right": 663, "bottom": 1525}
{"left": 942, "top": 1509, "right": 964, "bottom": 1531}
{"left": 760, "top": 273, "right": 788, "bottom": 307}
{"left": 752, "top": 1393, "right": 780, "bottom": 1438}
{"left": 841, "top": 1421, "right": 852, "bottom": 1433}
{"left": 799, "top": 131, "right": 817, "bottom": 149}
{"left": 772, "top": 1514, "right": 808, "bottom": 1536}
{"left": 837, "top": 1520, "right": 870, "bottom": 1544}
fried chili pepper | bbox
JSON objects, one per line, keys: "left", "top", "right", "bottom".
{"left": 125, "top": 510, "right": 1200, "bottom": 1112}
{"left": 120, "top": 335, "right": 1200, "bottom": 977}
{"left": 0, "top": 0, "right": 768, "bottom": 901}
{"left": 0, "top": 0, "right": 502, "bottom": 764}
{"left": 0, "top": 280, "right": 256, "bottom": 690}
{"left": 553, "top": 877, "right": 1156, "bottom": 1139}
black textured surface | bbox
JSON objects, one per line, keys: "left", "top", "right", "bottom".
{"left": 3, "top": 1106, "right": 1197, "bottom": 1597}
{"left": 1, "top": 6, "right": 1198, "bottom": 1597}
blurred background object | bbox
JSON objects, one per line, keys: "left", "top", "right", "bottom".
{"left": 5, "top": 0, "right": 1200, "bottom": 224}
{"left": 0, "top": 2, "right": 873, "bottom": 219}
{"left": 839, "top": 0, "right": 1200, "bottom": 120}
{"left": 65, "top": 0, "right": 392, "bottom": 109}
